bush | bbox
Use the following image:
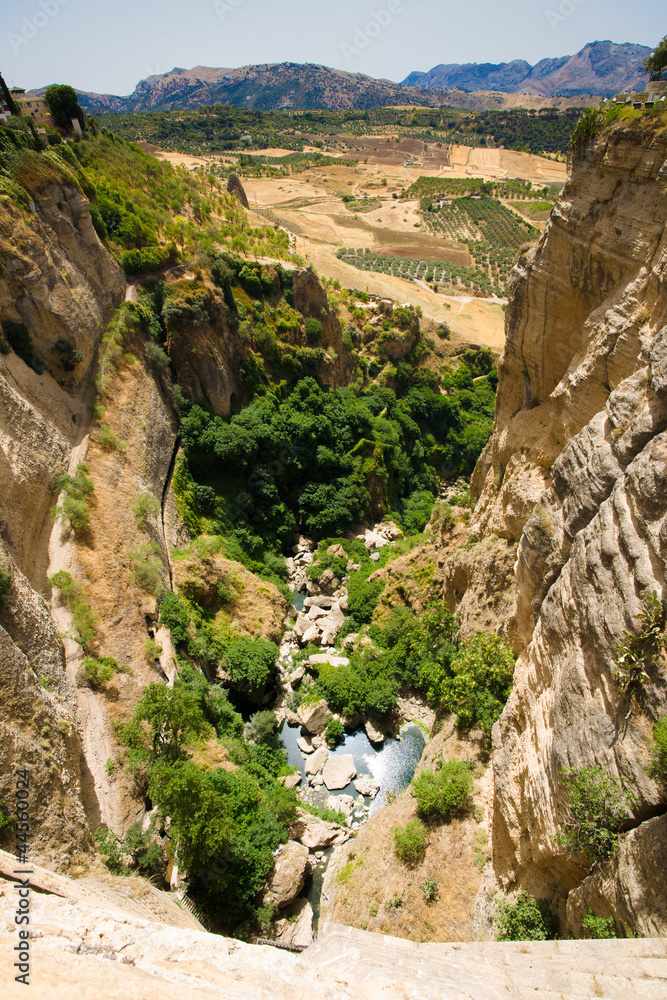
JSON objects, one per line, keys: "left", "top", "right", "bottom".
{"left": 144, "top": 638, "right": 163, "bottom": 662}
{"left": 48, "top": 570, "right": 98, "bottom": 648}
{"left": 582, "top": 909, "right": 617, "bottom": 939}
{"left": 239, "top": 264, "right": 263, "bottom": 298}
{"left": 98, "top": 423, "right": 126, "bottom": 450}
{"left": 421, "top": 876, "right": 439, "bottom": 903}
{"left": 0, "top": 568, "right": 11, "bottom": 611}
{"left": 393, "top": 818, "right": 427, "bottom": 865}
{"left": 121, "top": 244, "right": 178, "bottom": 276}
{"left": 494, "top": 891, "right": 557, "bottom": 941}
{"left": 145, "top": 341, "right": 170, "bottom": 377}
{"left": 325, "top": 717, "right": 345, "bottom": 747}
{"left": 401, "top": 489, "right": 436, "bottom": 534}
{"left": 411, "top": 760, "right": 473, "bottom": 820}
{"left": 648, "top": 715, "right": 667, "bottom": 785}
{"left": 83, "top": 655, "right": 123, "bottom": 688}
{"left": 304, "top": 317, "right": 323, "bottom": 342}
{"left": 132, "top": 491, "right": 160, "bottom": 528}
{"left": 347, "top": 576, "right": 384, "bottom": 623}
{"left": 436, "top": 633, "right": 515, "bottom": 734}
{"left": 225, "top": 636, "right": 278, "bottom": 698}
{"left": 128, "top": 542, "right": 164, "bottom": 593}
{"left": 556, "top": 766, "right": 633, "bottom": 866}
{"left": 159, "top": 590, "right": 191, "bottom": 645}
{"left": 52, "top": 462, "right": 94, "bottom": 536}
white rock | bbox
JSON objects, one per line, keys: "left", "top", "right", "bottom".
{"left": 365, "top": 719, "right": 386, "bottom": 744}
{"left": 322, "top": 754, "right": 357, "bottom": 790}
{"left": 290, "top": 666, "right": 305, "bottom": 686}
{"left": 301, "top": 625, "right": 322, "bottom": 645}
{"left": 296, "top": 735, "right": 314, "bottom": 754}
{"left": 293, "top": 614, "right": 311, "bottom": 638}
{"left": 297, "top": 699, "right": 332, "bottom": 735}
{"left": 308, "top": 653, "right": 350, "bottom": 667}
{"left": 354, "top": 775, "right": 380, "bottom": 798}
{"left": 279, "top": 773, "right": 302, "bottom": 789}
{"left": 304, "top": 595, "right": 336, "bottom": 608}
{"left": 308, "top": 606, "right": 330, "bottom": 621}
{"left": 304, "top": 746, "right": 329, "bottom": 775}
{"left": 328, "top": 793, "right": 354, "bottom": 817}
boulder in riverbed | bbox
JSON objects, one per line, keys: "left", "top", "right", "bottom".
{"left": 354, "top": 775, "right": 380, "bottom": 798}
{"left": 304, "top": 745, "right": 329, "bottom": 775}
{"left": 297, "top": 698, "right": 332, "bottom": 735}
{"left": 322, "top": 753, "right": 356, "bottom": 790}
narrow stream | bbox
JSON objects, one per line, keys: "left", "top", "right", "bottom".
{"left": 280, "top": 721, "right": 426, "bottom": 930}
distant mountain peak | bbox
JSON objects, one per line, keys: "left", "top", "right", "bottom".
{"left": 402, "top": 40, "right": 651, "bottom": 99}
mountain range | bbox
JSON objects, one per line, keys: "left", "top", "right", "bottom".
{"left": 402, "top": 41, "right": 650, "bottom": 99}
{"left": 31, "top": 41, "right": 650, "bottom": 115}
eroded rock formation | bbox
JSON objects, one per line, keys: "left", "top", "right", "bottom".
{"left": 471, "top": 117, "right": 667, "bottom": 930}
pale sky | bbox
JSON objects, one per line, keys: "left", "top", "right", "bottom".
{"left": 1, "top": 0, "right": 662, "bottom": 96}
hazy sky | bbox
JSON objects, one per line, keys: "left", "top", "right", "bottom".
{"left": 1, "top": 0, "right": 661, "bottom": 95}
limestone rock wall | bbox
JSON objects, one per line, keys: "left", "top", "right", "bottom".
{"left": 0, "top": 184, "right": 124, "bottom": 868}
{"left": 469, "top": 118, "right": 667, "bottom": 926}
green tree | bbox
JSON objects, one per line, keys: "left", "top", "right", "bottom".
{"left": 121, "top": 682, "right": 213, "bottom": 762}
{"left": 225, "top": 637, "right": 278, "bottom": 698}
{"left": 45, "top": 84, "right": 85, "bottom": 130}
{"left": 643, "top": 35, "right": 667, "bottom": 77}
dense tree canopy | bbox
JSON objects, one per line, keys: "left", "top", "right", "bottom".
{"left": 45, "top": 84, "right": 85, "bottom": 130}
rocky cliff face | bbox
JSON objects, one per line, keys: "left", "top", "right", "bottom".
{"left": 0, "top": 182, "right": 125, "bottom": 868}
{"left": 471, "top": 117, "right": 667, "bottom": 931}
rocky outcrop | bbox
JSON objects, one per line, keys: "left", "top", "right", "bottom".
{"left": 565, "top": 814, "right": 667, "bottom": 938}
{"left": 297, "top": 699, "right": 332, "bottom": 735}
{"left": 264, "top": 840, "right": 310, "bottom": 909}
{"left": 292, "top": 268, "right": 355, "bottom": 387}
{"left": 469, "top": 118, "right": 667, "bottom": 927}
{"left": 226, "top": 170, "right": 249, "bottom": 209}
{"left": 292, "top": 809, "right": 350, "bottom": 849}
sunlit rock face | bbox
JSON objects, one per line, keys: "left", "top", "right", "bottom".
{"left": 470, "top": 118, "right": 667, "bottom": 925}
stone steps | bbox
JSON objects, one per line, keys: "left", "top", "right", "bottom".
{"left": 305, "top": 924, "right": 667, "bottom": 1000}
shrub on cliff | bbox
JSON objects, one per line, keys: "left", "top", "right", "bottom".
{"left": 48, "top": 571, "right": 98, "bottom": 648}
{"left": 494, "top": 891, "right": 557, "bottom": 941}
{"left": 648, "top": 715, "right": 667, "bottom": 785}
{"left": 430, "top": 633, "right": 515, "bottom": 735}
{"left": 393, "top": 818, "right": 427, "bottom": 865}
{"left": 83, "top": 655, "right": 125, "bottom": 689}
{"left": 412, "top": 760, "right": 473, "bottom": 820}
{"left": 52, "top": 462, "right": 94, "bottom": 537}
{"left": 0, "top": 569, "right": 11, "bottom": 611}
{"left": 556, "top": 766, "right": 634, "bottom": 866}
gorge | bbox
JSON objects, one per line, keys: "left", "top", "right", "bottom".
{"left": 0, "top": 92, "right": 666, "bottom": 995}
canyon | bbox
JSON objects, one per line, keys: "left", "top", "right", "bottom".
{"left": 0, "top": 106, "right": 666, "bottom": 994}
